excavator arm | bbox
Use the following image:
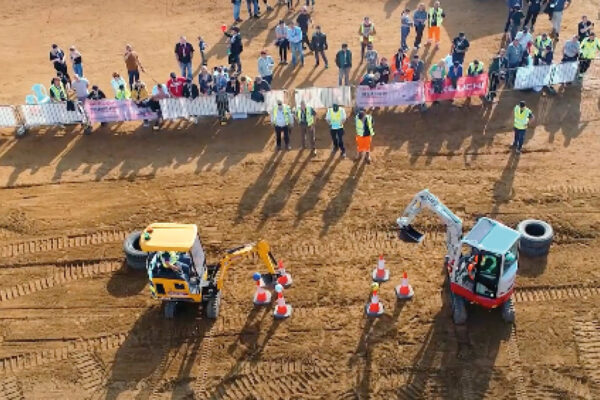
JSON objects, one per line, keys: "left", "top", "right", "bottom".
{"left": 397, "top": 189, "right": 464, "bottom": 271}
{"left": 216, "top": 239, "right": 278, "bottom": 291}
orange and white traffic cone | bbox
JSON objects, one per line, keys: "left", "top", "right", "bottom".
{"left": 395, "top": 271, "right": 414, "bottom": 300}
{"left": 273, "top": 283, "right": 292, "bottom": 319}
{"left": 277, "top": 260, "right": 293, "bottom": 288}
{"left": 253, "top": 272, "right": 271, "bottom": 306}
{"left": 372, "top": 254, "right": 390, "bottom": 283}
{"left": 365, "top": 282, "right": 384, "bottom": 317}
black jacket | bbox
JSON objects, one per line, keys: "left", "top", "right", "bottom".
{"left": 311, "top": 32, "right": 328, "bottom": 51}
{"left": 183, "top": 83, "right": 199, "bottom": 99}
{"left": 87, "top": 90, "right": 106, "bottom": 100}
{"left": 225, "top": 33, "right": 243, "bottom": 56}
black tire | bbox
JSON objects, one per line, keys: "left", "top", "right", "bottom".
{"left": 451, "top": 294, "right": 467, "bottom": 325}
{"left": 123, "top": 231, "right": 148, "bottom": 270}
{"left": 517, "top": 219, "right": 553, "bottom": 249}
{"left": 501, "top": 298, "right": 515, "bottom": 323}
{"left": 520, "top": 242, "right": 551, "bottom": 258}
{"left": 205, "top": 291, "right": 221, "bottom": 319}
{"left": 164, "top": 301, "right": 176, "bottom": 319}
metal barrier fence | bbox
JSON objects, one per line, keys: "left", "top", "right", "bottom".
{"left": 0, "top": 106, "right": 19, "bottom": 128}
{"left": 514, "top": 62, "right": 579, "bottom": 90}
{"left": 294, "top": 86, "right": 352, "bottom": 109}
{"left": 19, "top": 103, "right": 87, "bottom": 128}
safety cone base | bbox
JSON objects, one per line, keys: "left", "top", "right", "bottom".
{"left": 365, "top": 302, "right": 384, "bottom": 317}
{"left": 372, "top": 268, "right": 390, "bottom": 283}
{"left": 395, "top": 284, "right": 414, "bottom": 300}
{"left": 273, "top": 304, "right": 293, "bottom": 319}
{"left": 253, "top": 290, "right": 272, "bottom": 306}
{"left": 277, "top": 273, "right": 293, "bottom": 288}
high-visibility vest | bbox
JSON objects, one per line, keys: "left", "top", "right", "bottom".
{"left": 115, "top": 89, "right": 129, "bottom": 100}
{"left": 468, "top": 62, "right": 484, "bottom": 75}
{"left": 296, "top": 106, "right": 314, "bottom": 126}
{"left": 535, "top": 36, "right": 552, "bottom": 55}
{"left": 514, "top": 105, "right": 531, "bottom": 130}
{"left": 327, "top": 108, "right": 344, "bottom": 128}
{"left": 356, "top": 115, "right": 375, "bottom": 137}
{"left": 428, "top": 7, "right": 444, "bottom": 26}
{"left": 50, "top": 84, "right": 65, "bottom": 101}
{"left": 272, "top": 105, "right": 292, "bottom": 125}
{"left": 580, "top": 37, "right": 600, "bottom": 60}
{"left": 359, "top": 23, "right": 375, "bottom": 41}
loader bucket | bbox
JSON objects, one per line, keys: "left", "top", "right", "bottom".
{"left": 399, "top": 224, "right": 424, "bottom": 243}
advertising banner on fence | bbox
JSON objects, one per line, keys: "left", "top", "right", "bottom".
{"left": 355, "top": 82, "right": 425, "bottom": 107}
{"left": 424, "top": 74, "right": 488, "bottom": 102}
{"left": 84, "top": 100, "right": 156, "bottom": 123}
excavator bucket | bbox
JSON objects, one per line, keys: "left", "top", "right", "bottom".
{"left": 399, "top": 224, "right": 425, "bottom": 243}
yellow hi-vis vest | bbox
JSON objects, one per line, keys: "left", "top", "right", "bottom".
{"left": 514, "top": 105, "right": 531, "bottom": 130}
{"left": 50, "top": 84, "right": 66, "bottom": 101}
{"left": 272, "top": 105, "right": 292, "bottom": 125}
{"left": 580, "top": 37, "right": 600, "bottom": 60}
{"left": 359, "top": 23, "right": 375, "bottom": 42}
{"left": 296, "top": 106, "right": 314, "bottom": 126}
{"left": 327, "top": 108, "right": 344, "bottom": 128}
{"left": 428, "top": 7, "right": 444, "bottom": 26}
{"left": 356, "top": 115, "right": 375, "bottom": 137}
{"left": 115, "top": 89, "right": 130, "bottom": 100}
{"left": 468, "top": 62, "right": 484, "bottom": 75}
{"left": 535, "top": 36, "right": 552, "bottom": 55}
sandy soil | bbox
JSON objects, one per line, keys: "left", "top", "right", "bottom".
{"left": 0, "top": 0, "right": 599, "bottom": 399}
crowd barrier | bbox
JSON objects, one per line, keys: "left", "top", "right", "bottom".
{"left": 294, "top": 86, "right": 352, "bottom": 109}
{"left": 0, "top": 106, "right": 19, "bottom": 128}
{"left": 515, "top": 62, "right": 579, "bottom": 90}
{"left": 19, "top": 103, "right": 86, "bottom": 127}
{"left": 84, "top": 100, "right": 157, "bottom": 123}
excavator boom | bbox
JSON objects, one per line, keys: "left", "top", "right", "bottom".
{"left": 216, "top": 239, "right": 278, "bottom": 290}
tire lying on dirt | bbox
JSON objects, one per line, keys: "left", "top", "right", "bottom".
{"left": 123, "top": 231, "right": 149, "bottom": 270}
{"left": 517, "top": 219, "right": 553, "bottom": 258}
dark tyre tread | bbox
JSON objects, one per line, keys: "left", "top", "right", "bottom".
{"left": 517, "top": 219, "right": 553, "bottom": 249}
{"left": 123, "top": 231, "right": 148, "bottom": 270}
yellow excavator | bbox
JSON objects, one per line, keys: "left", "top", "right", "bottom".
{"left": 136, "top": 223, "right": 281, "bottom": 319}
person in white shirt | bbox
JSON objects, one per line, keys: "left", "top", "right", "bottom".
{"left": 257, "top": 49, "right": 275, "bottom": 84}
{"left": 71, "top": 74, "right": 89, "bottom": 102}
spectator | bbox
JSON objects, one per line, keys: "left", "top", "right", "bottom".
{"left": 214, "top": 67, "right": 229, "bottom": 91}
{"left": 467, "top": 59, "right": 485, "bottom": 76}
{"left": 562, "top": 35, "right": 580, "bottom": 62}
{"left": 578, "top": 16, "right": 594, "bottom": 42}
{"left": 376, "top": 58, "right": 391, "bottom": 84}
{"left": 225, "top": 26, "right": 244, "bottom": 73}
{"left": 115, "top": 84, "right": 130, "bottom": 100}
{"left": 124, "top": 44, "right": 145, "bottom": 90}
{"left": 354, "top": 109, "right": 374, "bottom": 164}
{"left": 232, "top": 0, "right": 242, "bottom": 23}
{"left": 110, "top": 72, "right": 127, "bottom": 96}
{"left": 506, "top": 39, "right": 523, "bottom": 86}
{"left": 251, "top": 76, "right": 271, "bottom": 102}
{"left": 359, "top": 72, "right": 377, "bottom": 88}
{"left": 325, "top": 103, "right": 347, "bottom": 158}
{"left": 174, "top": 36, "right": 194, "bottom": 80}
{"left": 226, "top": 75, "right": 241, "bottom": 95}
{"left": 515, "top": 26, "right": 533, "bottom": 52}
{"left": 451, "top": 32, "right": 470, "bottom": 65}
{"left": 311, "top": 25, "right": 328, "bottom": 68}
{"left": 448, "top": 60, "right": 463, "bottom": 89}
{"left": 505, "top": 6, "right": 524, "bottom": 41}
{"left": 288, "top": 21, "right": 304, "bottom": 67}
{"left": 71, "top": 74, "right": 89, "bottom": 102}
{"left": 56, "top": 71, "right": 71, "bottom": 91}
{"left": 539, "top": 45, "right": 554, "bottom": 66}
{"left": 296, "top": 100, "right": 317, "bottom": 155}
{"left": 512, "top": 100, "right": 534, "bottom": 154}
{"left": 49, "top": 44, "right": 68, "bottom": 75}
{"left": 429, "top": 60, "right": 447, "bottom": 102}
{"left": 87, "top": 85, "right": 106, "bottom": 101}
{"left": 183, "top": 78, "right": 200, "bottom": 99}
{"left": 246, "top": 0, "right": 259, "bottom": 18}
{"left": 297, "top": 6, "right": 312, "bottom": 50}
{"left": 167, "top": 72, "right": 186, "bottom": 97}
{"left": 358, "top": 16, "right": 376, "bottom": 61}
{"left": 198, "top": 36, "right": 208, "bottom": 66}
{"left": 49, "top": 77, "right": 67, "bottom": 102}
{"left": 131, "top": 80, "right": 150, "bottom": 103}
{"left": 410, "top": 54, "right": 425, "bottom": 81}
{"left": 270, "top": 99, "right": 294, "bottom": 151}
{"left": 579, "top": 32, "right": 600, "bottom": 76}
{"left": 413, "top": 4, "right": 427, "bottom": 49}
{"left": 275, "top": 20, "right": 290, "bottom": 65}
{"left": 427, "top": 2, "right": 445, "bottom": 49}
{"left": 487, "top": 49, "right": 508, "bottom": 101}
{"left": 534, "top": 32, "right": 552, "bottom": 65}
{"left": 336, "top": 43, "right": 352, "bottom": 86}
{"left": 216, "top": 86, "right": 230, "bottom": 125}
{"left": 305, "top": 0, "right": 315, "bottom": 11}
{"left": 393, "top": 49, "right": 408, "bottom": 71}
{"left": 239, "top": 76, "right": 253, "bottom": 93}
{"left": 364, "top": 43, "right": 378, "bottom": 73}
{"left": 69, "top": 46, "right": 83, "bottom": 78}
{"left": 548, "top": 0, "right": 571, "bottom": 40}
{"left": 523, "top": 0, "right": 542, "bottom": 29}
{"left": 149, "top": 85, "right": 170, "bottom": 130}
{"left": 198, "top": 66, "right": 214, "bottom": 94}
{"left": 258, "top": 49, "right": 275, "bottom": 84}
{"left": 400, "top": 9, "right": 413, "bottom": 52}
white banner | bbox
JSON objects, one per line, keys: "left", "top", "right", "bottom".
{"left": 515, "top": 65, "right": 552, "bottom": 89}
{"left": 549, "top": 62, "right": 579, "bottom": 84}
{"left": 294, "top": 86, "right": 352, "bottom": 109}
{"left": 355, "top": 82, "right": 425, "bottom": 107}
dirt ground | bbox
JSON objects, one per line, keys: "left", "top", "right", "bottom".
{"left": 1, "top": 0, "right": 600, "bottom": 399}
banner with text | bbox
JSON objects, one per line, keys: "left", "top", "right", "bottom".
{"left": 84, "top": 100, "right": 157, "bottom": 123}
{"left": 355, "top": 82, "right": 425, "bottom": 107}
{"left": 424, "top": 74, "right": 488, "bottom": 102}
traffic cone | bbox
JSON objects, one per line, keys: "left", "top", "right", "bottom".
{"left": 276, "top": 260, "right": 293, "bottom": 288}
{"left": 372, "top": 254, "right": 390, "bottom": 283}
{"left": 395, "top": 271, "right": 414, "bottom": 300}
{"left": 365, "top": 282, "right": 384, "bottom": 317}
{"left": 273, "top": 284, "right": 292, "bottom": 319}
{"left": 252, "top": 272, "right": 271, "bottom": 306}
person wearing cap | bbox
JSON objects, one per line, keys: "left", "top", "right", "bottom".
{"left": 467, "top": 60, "right": 485, "bottom": 76}
{"left": 110, "top": 72, "right": 128, "bottom": 97}
{"left": 296, "top": 100, "right": 317, "bottom": 155}
{"left": 358, "top": 16, "right": 376, "bottom": 61}
{"left": 225, "top": 26, "right": 244, "bottom": 73}
{"left": 258, "top": 49, "right": 275, "bottom": 84}
{"left": 451, "top": 32, "right": 470, "bottom": 65}
{"left": 354, "top": 108, "right": 375, "bottom": 164}
{"left": 174, "top": 36, "right": 194, "bottom": 80}
{"left": 271, "top": 100, "right": 294, "bottom": 151}
{"left": 579, "top": 32, "right": 600, "bottom": 76}
{"left": 49, "top": 44, "right": 68, "bottom": 75}
{"left": 167, "top": 72, "right": 187, "bottom": 97}
{"left": 325, "top": 103, "right": 347, "bottom": 158}
{"left": 512, "top": 100, "right": 534, "bottom": 154}
{"left": 335, "top": 43, "right": 352, "bottom": 86}
{"left": 124, "top": 44, "right": 146, "bottom": 90}
{"left": 427, "top": 2, "right": 445, "bottom": 49}
{"left": 311, "top": 25, "right": 328, "bottom": 68}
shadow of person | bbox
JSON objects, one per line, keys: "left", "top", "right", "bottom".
{"left": 106, "top": 261, "right": 148, "bottom": 298}
{"left": 491, "top": 151, "right": 520, "bottom": 217}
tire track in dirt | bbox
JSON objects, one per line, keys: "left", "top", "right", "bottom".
{"left": 190, "top": 323, "right": 217, "bottom": 399}
{"left": 69, "top": 351, "right": 107, "bottom": 394}
{"left": 573, "top": 318, "right": 600, "bottom": 398}
{"left": 514, "top": 284, "right": 600, "bottom": 303}
{"left": 0, "top": 376, "right": 24, "bottom": 400}
{"left": 507, "top": 325, "right": 528, "bottom": 400}
{"left": 529, "top": 367, "right": 591, "bottom": 399}
{"left": 0, "top": 261, "right": 123, "bottom": 303}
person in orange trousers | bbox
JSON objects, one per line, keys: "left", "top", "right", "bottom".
{"left": 354, "top": 108, "right": 375, "bottom": 164}
{"left": 427, "top": 1, "right": 445, "bottom": 49}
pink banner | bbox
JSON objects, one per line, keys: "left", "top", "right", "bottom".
{"left": 84, "top": 100, "right": 157, "bottom": 123}
{"left": 356, "top": 82, "right": 425, "bottom": 107}
{"left": 424, "top": 74, "right": 488, "bottom": 102}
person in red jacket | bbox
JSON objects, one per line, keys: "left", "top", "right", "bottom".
{"left": 166, "top": 72, "right": 186, "bottom": 97}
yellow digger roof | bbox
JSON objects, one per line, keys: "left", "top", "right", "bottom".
{"left": 139, "top": 223, "right": 198, "bottom": 252}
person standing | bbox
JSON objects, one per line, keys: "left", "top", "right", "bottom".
{"left": 429, "top": 60, "right": 447, "bottom": 104}
{"left": 561, "top": 35, "right": 580, "bottom": 62}
{"left": 358, "top": 17, "right": 376, "bottom": 61}
{"left": 578, "top": 16, "right": 594, "bottom": 42}
{"left": 354, "top": 109, "right": 375, "bottom": 164}
{"left": 504, "top": 6, "right": 524, "bottom": 41}
{"left": 225, "top": 26, "right": 244, "bottom": 73}
{"left": 232, "top": 0, "right": 243, "bottom": 23}
{"left": 451, "top": 32, "right": 470, "bottom": 65}
{"left": 413, "top": 4, "right": 427, "bottom": 50}
{"left": 534, "top": 32, "right": 552, "bottom": 65}
{"left": 548, "top": 0, "right": 571, "bottom": 40}
{"left": 275, "top": 20, "right": 290, "bottom": 65}
{"left": 198, "top": 36, "right": 208, "bottom": 66}
{"left": 296, "top": 100, "right": 317, "bottom": 155}
{"left": 448, "top": 60, "right": 463, "bottom": 89}
{"left": 71, "top": 74, "right": 89, "bottom": 102}
{"left": 579, "top": 32, "right": 600, "bottom": 76}
{"left": 216, "top": 86, "right": 230, "bottom": 125}
{"left": 271, "top": 100, "right": 294, "bottom": 151}
{"left": 167, "top": 72, "right": 186, "bottom": 97}
{"left": 110, "top": 72, "right": 128, "bottom": 96}
{"left": 523, "top": 0, "right": 542, "bottom": 29}
{"left": 400, "top": 9, "right": 413, "bottom": 52}
{"left": 325, "top": 103, "right": 347, "bottom": 158}
{"left": 467, "top": 59, "right": 484, "bottom": 76}
{"left": 174, "top": 36, "right": 194, "bottom": 80}
{"left": 311, "top": 25, "right": 328, "bottom": 68}
{"left": 246, "top": 0, "right": 259, "bottom": 18}
{"left": 336, "top": 43, "right": 352, "bottom": 86}
{"left": 364, "top": 43, "right": 379, "bottom": 73}
{"left": 427, "top": 2, "right": 445, "bottom": 49}
{"left": 258, "top": 49, "right": 275, "bottom": 84}
{"left": 69, "top": 46, "right": 83, "bottom": 78}
{"left": 515, "top": 26, "right": 533, "bottom": 52}
{"left": 198, "top": 66, "right": 214, "bottom": 94}
{"left": 49, "top": 44, "right": 68, "bottom": 75}
{"left": 124, "top": 44, "right": 145, "bottom": 90}
{"left": 506, "top": 39, "right": 524, "bottom": 86}
{"left": 115, "top": 84, "right": 130, "bottom": 100}
{"left": 288, "top": 21, "right": 304, "bottom": 67}
{"left": 49, "top": 77, "right": 67, "bottom": 102}
{"left": 376, "top": 58, "right": 391, "bottom": 84}
{"left": 512, "top": 100, "right": 534, "bottom": 154}
{"left": 487, "top": 49, "right": 507, "bottom": 102}
{"left": 296, "top": 6, "right": 312, "bottom": 50}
